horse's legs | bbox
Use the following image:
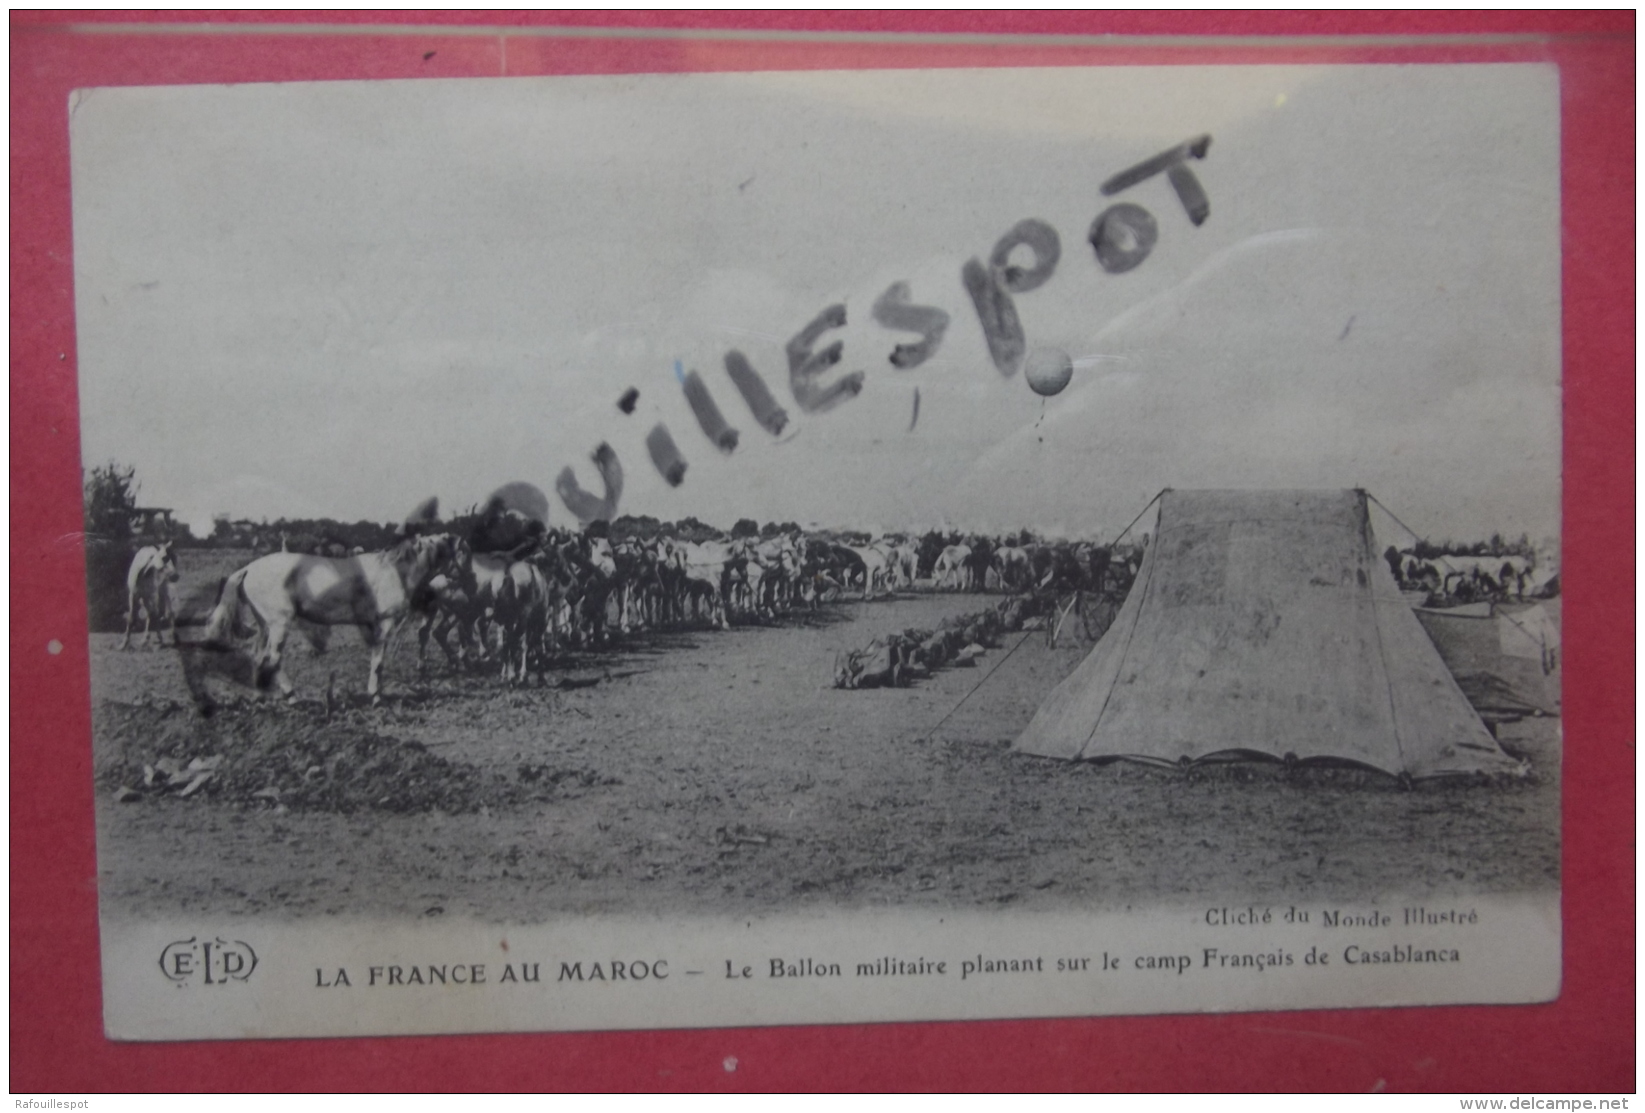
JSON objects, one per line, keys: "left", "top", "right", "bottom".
{"left": 498, "top": 617, "right": 519, "bottom": 684}
{"left": 531, "top": 610, "right": 549, "bottom": 683}
{"left": 438, "top": 613, "right": 463, "bottom": 667}
{"left": 515, "top": 621, "right": 530, "bottom": 685}
{"left": 415, "top": 614, "right": 432, "bottom": 671}
{"left": 366, "top": 618, "right": 396, "bottom": 703}
{"left": 416, "top": 612, "right": 446, "bottom": 672}
{"left": 540, "top": 597, "right": 556, "bottom": 659}
{"left": 367, "top": 640, "right": 386, "bottom": 701}
{"left": 260, "top": 617, "right": 297, "bottom": 700}
{"left": 120, "top": 593, "right": 140, "bottom": 650}
{"left": 481, "top": 612, "right": 501, "bottom": 660}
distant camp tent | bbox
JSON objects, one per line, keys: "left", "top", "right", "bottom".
{"left": 1014, "top": 489, "right": 1526, "bottom": 779}
{"left": 1414, "top": 601, "right": 1560, "bottom": 717}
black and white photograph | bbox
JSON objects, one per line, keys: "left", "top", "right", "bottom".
{"left": 71, "top": 63, "right": 1562, "bottom": 1039}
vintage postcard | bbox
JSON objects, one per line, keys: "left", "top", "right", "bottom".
{"left": 71, "top": 62, "right": 1561, "bottom": 1040}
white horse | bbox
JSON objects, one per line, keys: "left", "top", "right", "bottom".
{"left": 933, "top": 544, "right": 973, "bottom": 590}
{"left": 667, "top": 539, "right": 736, "bottom": 629}
{"left": 203, "top": 533, "right": 466, "bottom": 703}
{"left": 120, "top": 542, "right": 180, "bottom": 649}
{"left": 746, "top": 535, "right": 802, "bottom": 616}
{"left": 887, "top": 541, "right": 918, "bottom": 589}
{"left": 844, "top": 544, "right": 891, "bottom": 600}
{"left": 992, "top": 545, "right": 1033, "bottom": 592}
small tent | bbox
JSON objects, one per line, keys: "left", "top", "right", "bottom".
{"left": 1014, "top": 489, "right": 1525, "bottom": 779}
{"left": 1414, "top": 601, "right": 1560, "bottom": 717}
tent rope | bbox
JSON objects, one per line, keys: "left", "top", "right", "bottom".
{"left": 1365, "top": 492, "right": 1548, "bottom": 649}
{"left": 1110, "top": 487, "right": 1168, "bottom": 548}
{"left": 920, "top": 630, "right": 1036, "bottom": 743}
{"left": 1361, "top": 495, "right": 1412, "bottom": 769}
{"left": 1079, "top": 502, "right": 1165, "bottom": 751}
{"left": 920, "top": 487, "right": 1168, "bottom": 745}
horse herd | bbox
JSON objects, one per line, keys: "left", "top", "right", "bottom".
{"left": 117, "top": 525, "right": 1554, "bottom": 707}
{"left": 115, "top": 526, "right": 1011, "bottom": 704}
{"left": 407, "top": 529, "right": 927, "bottom": 691}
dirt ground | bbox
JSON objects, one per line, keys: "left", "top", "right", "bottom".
{"left": 90, "top": 552, "right": 1561, "bottom": 923}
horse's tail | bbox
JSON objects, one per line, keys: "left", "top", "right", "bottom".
{"left": 201, "top": 567, "right": 249, "bottom": 643}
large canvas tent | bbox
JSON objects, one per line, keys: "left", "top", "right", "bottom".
{"left": 1014, "top": 489, "right": 1526, "bottom": 779}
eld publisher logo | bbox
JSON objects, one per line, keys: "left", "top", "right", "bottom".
{"left": 159, "top": 936, "right": 257, "bottom": 986}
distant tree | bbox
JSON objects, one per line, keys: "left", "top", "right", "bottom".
{"left": 345, "top": 519, "right": 398, "bottom": 551}
{"left": 672, "top": 516, "right": 719, "bottom": 542}
{"left": 731, "top": 518, "right": 760, "bottom": 538}
{"left": 83, "top": 461, "right": 139, "bottom": 544}
{"left": 83, "top": 462, "right": 141, "bottom": 632}
{"left": 1410, "top": 534, "right": 1537, "bottom": 561}
{"left": 916, "top": 530, "right": 949, "bottom": 577}
{"left": 612, "top": 514, "right": 662, "bottom": 541}
{"left": 444, "top": 505, "right": 484, "bottom": 544}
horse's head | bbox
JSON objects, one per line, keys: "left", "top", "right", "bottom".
{"left": 448, "top": 534, "right": 473, "bottom": 573}
{"left": 542, "top": 542, "right": 585, "bottom": 589}
{"left": 400, "top": 532, "right": 466, "bottom": 588}
{"left": 587, "top": 537, "right": 617, "bottom": 579}
{"left": 155, "top": 541, "right": 180, "bottom": 581}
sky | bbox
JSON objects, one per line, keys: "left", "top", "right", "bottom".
{"left": 70, "top": 64, "right": 1561, "bottom": 545}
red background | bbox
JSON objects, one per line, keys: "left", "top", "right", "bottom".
{"left": 11, "top": 11, "right": 1634, "bottom": 1093}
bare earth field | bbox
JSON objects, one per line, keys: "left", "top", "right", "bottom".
{"left": 90, "top": 551, "right": 1561, "bottom": 923}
